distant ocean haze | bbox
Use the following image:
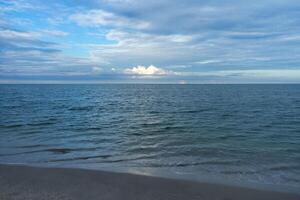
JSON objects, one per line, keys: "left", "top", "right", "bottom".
{"left": 0, "top": 84, "right": 300, "bottom": 189}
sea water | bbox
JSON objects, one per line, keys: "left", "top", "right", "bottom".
{"left": 0, "top": 84, "right": 299, "bottom": 190}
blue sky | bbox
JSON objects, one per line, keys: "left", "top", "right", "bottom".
{"left": 0, "top": 0, "right": 300, "bottom": 83}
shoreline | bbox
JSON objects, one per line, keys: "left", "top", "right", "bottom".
{"left": 1, "top": 164, "right": 299, "bottom": 200}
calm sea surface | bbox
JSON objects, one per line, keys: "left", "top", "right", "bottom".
{"left": 0, "top": 84, "right": 300, "bottom": 189}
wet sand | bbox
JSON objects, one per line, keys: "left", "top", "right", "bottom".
{"left": 0, "top": 164, "right": 299, "bottom": 200}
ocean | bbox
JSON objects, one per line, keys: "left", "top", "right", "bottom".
{"left": 0, "top": 84, "right": 299, "bottom": 190}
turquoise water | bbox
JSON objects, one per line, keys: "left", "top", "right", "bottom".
{"left": 0, "top": 84, "right": 300, "bottom": 189}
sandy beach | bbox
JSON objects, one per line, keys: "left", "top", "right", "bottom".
{"left": 0, "top": 164, "right": 299, "bottom": 200}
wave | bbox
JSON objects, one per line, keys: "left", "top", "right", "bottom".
{"left": 0, "top": 120, "right": 58, "bottom": 129}
{"left": 0, "top": 147, "right": 100, "bottom": 157}
{"left": 46, "top": 154, "right": 112, "bottom": 162}
{"left": 143, "top": 159, "right": 241, "bottom": 168}
{"left": 26, "top": 121, "right": 57, "bottom": 126}
{"left": 46, "top": 154, "right": 156, "bottom": 163}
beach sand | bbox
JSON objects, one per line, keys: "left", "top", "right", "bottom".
{"left": 0, "top": 164, "right": 299, "bottom": 200}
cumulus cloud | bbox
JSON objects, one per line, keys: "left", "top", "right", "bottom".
{"left": 1, "top": 0, "right": 300, "bottom": 83}
{"left": 124, "top": 65, "right": 171, "bottom": 75}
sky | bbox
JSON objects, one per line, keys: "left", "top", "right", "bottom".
{"left": 0, "top": 0, "right": 300, "bottom": 83}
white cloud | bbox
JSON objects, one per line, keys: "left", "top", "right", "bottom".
{"left": 92, "top": 67, "right": 102, "bottom": 74}
{"left": 0, "top": 0, "right": 40, "bottom": 12}
{"left": 194, "top": 59, "right": 222, "bottom": 65}
{"left": 177, "top": 70, "right": 300, "bottom": 79}
{"left": 2, "top": 0, "right": 300, "bottom": 83}
{"left": 47, "top": 17, "right": 65, "bottom": 25}
{"left": 167, "top": 35, "right": 193, "bottom": 43}
{"left": 40, "top": 29, "right": 69, "bottom": 37}
{"left": 0, "top": 29, "right": 68, "bottom": 43}
{"left": 179, "top": 80, "right": 187, "bottom": 84}
{"left": 166, "top": 65, "right": 190, "bottom": 69}
{"left": 230, "top": 70, "right": 300, "bottom": 79}
{"left": 70, "top": 9, "right": 149, "bottom": 29}
{"left": 280, "top": 35, "right": 300, "bottom": 41}
{"left": 90, "top": 30, "right": 198, "bottom": 67}
{"left": 124, "top": 65, "right": 171, "bottom": 75}
{"left": 0, "top": 30, "right": 40, "bottom": 40}
{"left": 103, "top": 0, "right": 132, "bottom": 3}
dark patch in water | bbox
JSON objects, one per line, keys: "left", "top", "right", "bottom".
{"left": 217, "top": 134, "right": 246, "bottom": 140}
{"left": 0, "top": 124, "right": 24, "bottom": 128}
{"left": 16, "top": 144, "right": 49, "bottom": 148}
{"left": 47, "top": 154, "right": 112, "bottom": 162}
{"left": 69, "top": 106, "right": 94, "bottom": 111}
{"left": 266, "top": 165, "right": 300, "bottom": 171}
{"left": 27, "top": 122, "right": 57, "bottom": 126}
{"left": 47, "top": 148, "right": 73, "bottom": 154}
{"left": 221, "top": 170, "right": 257, "bottom": 175}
